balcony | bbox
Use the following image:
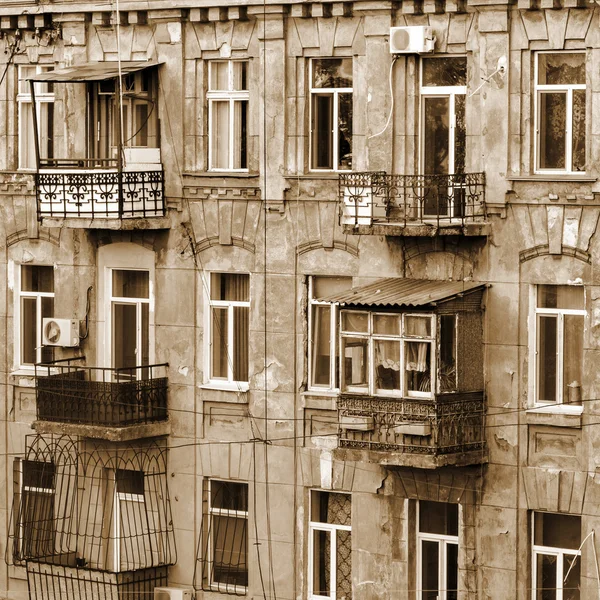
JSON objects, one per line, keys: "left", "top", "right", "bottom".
{"left": 337, "top": 392, "right": 486, "bottom": 468}
{"left": 34, "top": 358, "right": 169, "bottom": 441}
{"left": 339, "top": 172, "right": 489, "bottom": 236}
{"left": 36, "top": 150, "right": 167, "bottom": 226}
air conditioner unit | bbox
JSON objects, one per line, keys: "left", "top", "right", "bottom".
{"left": 154, "top": 587, "right": 193, "bottom": 600}
{"left": 389, "top": 26, "right": 435, "bottom": 54}
{"left": 42, "top": 318, "right": 80, "bottom": 348}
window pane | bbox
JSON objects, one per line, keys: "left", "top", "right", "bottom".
{"left": 538, "top": 53, "right": 585, "bottom": 85}
{"left": 141, "top": 303, "right": 149, "bottom": 368}
{"left": 312, "top": 94, "right": 333, "bottom": 169}
{"left": 113, "top": 303, "right": 137, "bottom": 370}
{"left": 312, "top": 305, "right": 332, "bottom": 387}
{"left": 211, "top": 307, "right": 228, "bottom": 379}
{"left": 342, "top": 337, "right": 368, "bottom": 390}
{"left": 116, "top": 469, "right": 144, "bottom": 495}
{"left": 22, "top": 266, "right": 54, "bottom": 293}
{"left": 455, "top": 94, "right": 466, "bottom": 174}
{"left": 419, "top": 501, "right": 458, "bottom": 536}
{"left": 212, "top": 515, "right": 248, "bottom": 587}
{"left": 23, "top": 460, "right": 55, "bottom": 489}
{"left": 405, "top": 315, "right": 432, "bottom": 337}
{"left": 211, "top": 480, "right": 248, "bottom": 512}
{"left": 312, "top": 276, "right": 352, "bottom": 299}
{"left": 538, "top": 315, "right": 557, "bottom": 403}
{"left": 572, "top": 89, "right": 586, "bottom": 172}
{"left": 22, "top": 489, "right": 55, "bottom": 559}
{"left": 313, "top": 529, "right": 331, "bottom": 597}
{"left": 439, "top": 315, "right": 457, "bottom": 392}
{"left": 341, "top": 312, "right": 368, "bottom": 333}
{"left": 338, "top": 93, "right": 352, "bottom": 170}
{"left": 134, "top": 103, "right": 148, "bottom": 146}
{"left": 211, "top": 273, "right": 249, "bottom": 302}
{"left": 211, "top": 101, "right": 230, "bottom": 169}
{"left": 536, "top": 553, "right": 557, "bottom": 600}
{"left": 41, "top": 297, "right": 54, "bottom": 364}
{"left": 421, "top": 539, "right": 439, "bottom": 600}
{"left": 311, "top": 491, "right": 351, "bottom": 525}
{"left": 210, "top": 62, "right": 229, "bottom": 90}
{"left": 20, "top": 101, "right": 35, "bottom": 168}
{"left": 373, "top": 314, "right": 400, "bottom": 336}
{"left": 423, "top": 96, "right": 449, "bottom": 175}
{"left": 312, "top": 58, "right": 352, "bottom": 88}
{"left": 112, "top": 270, "right": 149, "bottom": 299}
{"left": 564, "top": 314, "right": 583, "bottom": 405}
{"left": 233, "top": 100, "right": 247, "bottom": 169}
{"left": 405, "top": 341, "right": 431, "bottom": 393}
{"left": 563, "top": 554, "right": 581, "bottom": 600}
{"left": 232, "top": 61, "right": 248, "bottom": 91}
{"left": 374, "top": 340, "right": 401, "bottom": 392}
{"left": 538, "top": 285, "right": 584, "bottom": 310}
{"left": 539, "top": 92, "right": 566, "bottom": 170}
{"left": 534, "top": 513, "right": 581, "bottom": 550}
{"left": 21, "top": 297, "right": 37, "bottom": 365}
{"left": 336, "top": 529, "right": 352, "bottom": 599}
{"left": 233, "top": 306, "right": 248, "bottom": 382}
{"left": 422, "top": 57, "right": 467, "bottom": 87}
{"left": 447, "top": 543, "right": 458, "bottom": 600}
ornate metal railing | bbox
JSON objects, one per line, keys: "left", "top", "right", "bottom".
{"left": 338, "top": 391, "right": 485, "bottom": 455}
{"left": 339, "top": 172, "right": 486, "bottom": 227}
{"left": 36, "top": 169, "right": 165, "bottom": 219}
{"left": 35, "top": 358, "right": 168, "bottom": 427}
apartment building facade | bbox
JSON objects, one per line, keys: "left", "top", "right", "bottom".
{"left": 0, "top": 0, "right": 597, "bottom": 598}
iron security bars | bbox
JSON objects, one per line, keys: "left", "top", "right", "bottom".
{"left": 35, "top": 358, "right": 168, "bottom": 427}
{"left": 36, "top": 169, "right": 165, "bottom": 219}
{"left": 340, "top": 171, "right": 486, "bottom": 227}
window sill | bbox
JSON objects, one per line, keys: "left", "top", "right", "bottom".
{"left": 285, "top": 173, "right": 347, "bottom": 180}
{"left": 200, "top": 381, "right": 250, "bottom": 393}
{"left": 302, "top": 390, "right": 339, "bottom": 410}
{"left": 526, "top": 405, "right": 583, "bottom": 428}
{"left": 183, "top": 171, "right": 259, "bottom": 179}
{"left": 507, "top": 175, "right": 597, "bottom": 183}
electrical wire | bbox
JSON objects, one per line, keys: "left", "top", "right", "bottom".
{"left": 368, "top": 55, "right": 397, "bottom": 140}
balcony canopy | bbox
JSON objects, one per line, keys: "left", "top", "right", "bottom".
{"left": 26, "top": 60, "right": 161, "bottom": 83}
{"left": 317, "top": 277, "right": 487, "bottom": 308}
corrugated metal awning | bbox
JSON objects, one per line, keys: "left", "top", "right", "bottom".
{"left": 317, "top": 278, "right": 487, "bottom": 307}
{"left": 27, "top": 61, "right": 161, "bottom": 83}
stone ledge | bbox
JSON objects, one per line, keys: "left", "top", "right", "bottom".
{"left": 32, "top": 419, "right": 171, "bottom": 441}
{"left": 40, "top": 216, "right": 172, "bottom": 230}
{"left": 342, "top": 221, "right": 491, "bottom": 237}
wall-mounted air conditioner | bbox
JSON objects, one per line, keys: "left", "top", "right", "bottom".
{"left": 389, "top": 26, "right": 435, "bottom": 54}
{"left": 42, "top": 318, "right": 80, "bottom": 348}
{"left": 154, "top": 587, "right": 193, "bottom": 600}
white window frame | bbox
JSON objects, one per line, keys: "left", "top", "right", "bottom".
{"left": 17, "top": 65, "right": 54, "bottom": 170}
{"left": 15, "top": 264, "right": 55, "bottom": 369}
{"left": 309, "top": 58, "right": 353, "bottom": 173}
{"left": 308, "top": 490, "right": 352, "bottom": 600}
{"left": 532, "top": 513, "right": 581, "bottom": 600}
{"left": 308, "top": 277, "right": 342, "bottom": 392}
{"left": 113, "top": 469, "right": 145, "bottom": 572}
{"left": 207, "top": 60, "right": 249, "bottom": 172}
{"left": 107, "top": 268, "right": 152, "bottom": 376}
{"left": 416, "top": 501, "right": 459, "bottom": 600}
{"left": 206, "top": 272, "right": 250, "bottom": 390}
{"left": 207, "top": 479, "right": 248, "bottom": 594}
{"left": 534, "top": 51, "right": 586, "bottom": 175}
{"left": 339, "top": 311, "right": 436, "bottom": 398}
{"left": 530, "top": 285, "right": 585, "bottom": 410}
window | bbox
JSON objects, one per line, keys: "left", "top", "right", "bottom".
{"left": 16, "top": 459, "right": 55, "bottom": 560}
{"left": 310, "top": 58, "right": 352, "bottom": 171}
{"left": 90, "top": 69, "right": 158, "bottom": 160}
{"left": 532, "top": 512, "right": 581, "bottom": 600}
{"left": 207, "top": 60, "right": 248, "bottom": 171}
{"left": 309, "top": 491, "right": 352, "bottom": 600}
{"left": 208, "top": 273, "right": 250, "bottom": 385}
{"left": 110, "top": 269, "right": 150, "bottom": 375}
{"left": 309, "top": 276, "right": 353, "bottom": 390}
{"left": 534, "top": 285, "right": 584, "bottom": 406}
{"left": 417, "top": 501, "right": 458, "bottom": 600}
{"left": 18, "top": 265, "right": 54, "bottom": 367}
{"left": 207, "top": 480, "right": 248, "bottom": 592}
{"left": 420, "top": 56, "right": 467, "bottom": 217}
{"left": 18, "top": 65, "right": 54, "bottom": 169}
{"left": 535, "top": 52, "right": 586, "bottom": 173}
{"left": 340, "top": 311, "right": 440, "bottom": 397}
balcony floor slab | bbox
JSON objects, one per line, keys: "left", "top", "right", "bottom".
{"left": 342, "top": 222, "right": 491, "bottom": 237}
{"left": 40, "top": 216, "right": 171, "bottom": 230}
{"left": 32, "top": 419, "right": 171, "bottom": 441}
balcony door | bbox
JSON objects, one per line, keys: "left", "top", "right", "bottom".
{"left": 420, "top": 57, "right": 467, "bottom": 218}
{"left": 110, "top": 269, "right": 150, "bottom": 379}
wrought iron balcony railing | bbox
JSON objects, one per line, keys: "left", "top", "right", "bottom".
{"left": 338, "top": 391, "right": 485, "bottom": 457}
{"left": 36, "top": 167, "right": 165, "bottom": 220}
{"left": 35, "top": 358, "right": 168, "bottom": 427}
{"left": 339, "top": 172, "right": 486, "bottom": 228}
